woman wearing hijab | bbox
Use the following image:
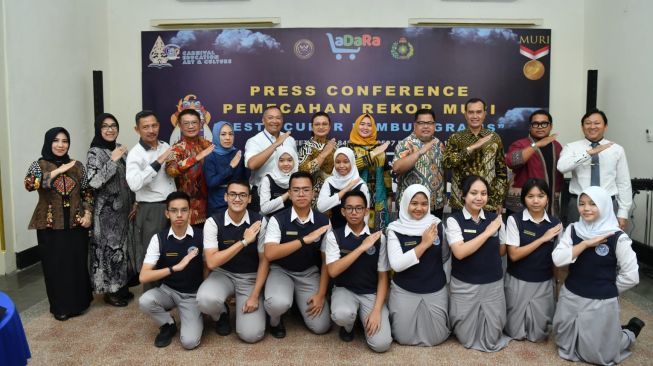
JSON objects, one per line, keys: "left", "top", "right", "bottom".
{"left": 445, "top": 175, "right": 510, "bottom": 352}
{"left": 298, "top": 112, "right": 339, "bottom": 207}
{"left": 317, "top": 147, "right": 370, "bottom": 229}
{"left": 24, "top": 127, "right": 94, "bottom": 321}
{"left": 504, "top": 178, "right": 562, "bottom": 342}
{"left": 552, "top": 186, "right": 643, "bottom": 365}
{"left": 86, "top": 113, "right": 135, "bottom": 307}
{"left": 205, "top": 121, "right": 248, "bottom": 216}
{"left": 259, "top": 146, "right": 298, "bottom": 218}
{"left": 386, "top": 184, "right": 450, "bottom": 346}
{"left": 348, "top": 114, "right": 392, "bottom": 230}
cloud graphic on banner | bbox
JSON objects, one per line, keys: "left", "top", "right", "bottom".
{"left": 214, "top": 29, "right": 281, "bottom": 53}
{"left": 450, "top": 28, "right": 518, "bottom": 44}
{"left": 403, "top": 27, "right": 429, "bottom": 37}
{"left": 170, "top": 30, "right": 197, "bottom": 46}
{"left": 497, "top": 107, "right": 539, "bottom": 128}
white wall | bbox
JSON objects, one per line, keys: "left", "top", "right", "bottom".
{"left": 584, "top": 0, "right": 653, "bottom": 243}
{"left": 0, "top": 0, "right": 108, "bottom": 273}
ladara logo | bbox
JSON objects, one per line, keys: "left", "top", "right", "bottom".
{"left": 148, "top": 36, "right": 181, "bottom": 69}
{"left": 294, "top": 39, "right": 315, "bottom": 60}
{"left": 391, "top": 37, "right": 414, "bottom": 60}
{"left": 325, "top": 33, "right": 381, "bottom": 60}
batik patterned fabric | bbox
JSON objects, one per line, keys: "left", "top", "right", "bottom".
{"left": 298, "top": 137, "right": 337, "bottom": 207}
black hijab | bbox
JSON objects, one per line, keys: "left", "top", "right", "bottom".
{"left": 40, "top": 127, "right": 71, "bottom": 166}
{"left": 90, "top": 113, "right": 119, "bottom": 150}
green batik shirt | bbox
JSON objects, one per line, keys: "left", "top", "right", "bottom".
{"left": 443, "top": 128, "right": 508, "bottom": 211}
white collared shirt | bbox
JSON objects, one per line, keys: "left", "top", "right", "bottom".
{"left": 552, "top": 224, "right": 639, "bottom": 293}
{"left": 143, "top": 225, "right": 195, "bottom": 265}
{"left": 324, "top": 224, "right": 390, "bottom": 272}
{"left": 264, "top": 207, "right": 325, "bottom": 251}
{"left": 445, "top": 207, "right": 506, "bottom": 245}
{"left": 259, "top": 175, "right": 287, "bottom": 215}
{"left": 557, "top": 138, "right": 632, "bottom": 218}
{"left": 506, "top": 209, "right": 555, "bottom": 246}
{"left": 244, "top": 129, "right": 297, "bottom": 188}
{"left": 126, "top": 140, "right": 176, "bottom": 202}
{"left": 316, "top": 181, "right": 371, "bottom": 213}
{"left": 203, "top": 210, "right": 266, "bottom": 253}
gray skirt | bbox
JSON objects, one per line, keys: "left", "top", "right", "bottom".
{"left": 552, "top": 286, "right": 635, "bottom": 365}
{"left": 449, "top": 277, "right": 511, "bottom": 352}
{"left": 504, "top": 273, "right": 555, "bottom": 342}
{"left": 388, "top": 282, "right": 450, "bottom": 346}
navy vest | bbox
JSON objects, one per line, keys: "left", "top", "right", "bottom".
{"left": 264, "top": 174, "right": 291, "bottom": 217}
{"left": 565, "top": 225, "right": 621, "bottom": 300}
{"left": 507, "top": 212, "right": 560, "bottom": 282}
{"left": 392, "top": 222, "right": 446, "bottom": 294}
{"left": 450, "top": 211, "right": 503, "bottom": 284}
{"left": 212, "top": 209, "right": 261, "bottom": 274}
{"left": 274, "top": 208, "right": 330, "bottom": 272}
{"left": 328, "top": 183, "right": 363, "bottom": 229}
{"left": 333, "top": 226, "right": 381, "bottom": 294}
{"left": 156, "top": 228, "right": 204, "bottom": 294}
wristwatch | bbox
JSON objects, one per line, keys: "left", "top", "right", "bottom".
{"left": 530, "top": 142, "right": 538, "bottom": 150}
{"left": 168, "top": 266, "right": 174, "bottom": 274}
{"left": 298, "top": 237, "right": 307, "bottom": 246}
{"left": 241, "top": 238, "right": 249, "bottom": 247}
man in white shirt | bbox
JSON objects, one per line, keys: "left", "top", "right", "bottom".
{"left": 557, "top": 109, "right": 632, "bottom": 229}
{"left": 126, "top": 110, "right": 176, "bottom": 273}
{"left": 244, "top": 106, "right": 297, "bottom": 211}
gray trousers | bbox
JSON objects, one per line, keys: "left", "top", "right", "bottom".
{"left": 331, "top": 286, "right": 392, "bottom": 353}
{"left": 264, "top": 264, "right": 331, "bottom": 334}
{"left": 138, "top": 284, "right": 203, "bottom": 350}
{"left": 196, "top": 268, "right": 265, "bottom": 343}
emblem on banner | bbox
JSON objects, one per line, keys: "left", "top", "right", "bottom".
{"left": 391, "top": 37, "right": 414, "bottom": 60}
{"left": 148, "top": 36, "right": 180, "bottom": 69}
{"left": 169, "top": 94, "right": 213, "bottom": 144}
{"left": 294, "top": 39, "right": 315, "bottom": 59}
{"left": 520, "top": 44, "right": 549, "bottom": 80}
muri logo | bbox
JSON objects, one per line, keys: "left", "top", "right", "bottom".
{"left": 325, "top": 33, "right": 381, "bottom": 60}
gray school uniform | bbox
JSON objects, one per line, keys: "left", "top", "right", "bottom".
{"left": 388, "top": 282, "right": 449, "bottom": 346}
{"left": 504, "top": 273, "right": 555, "bottom": 342}
{"left": 553, "top": 286, "right": 635, "bottom": 365}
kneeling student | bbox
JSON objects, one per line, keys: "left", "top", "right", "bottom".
{"left": 197, "top": 180, "right": 267, "bottom": 343}
{"left": 139, "top": 191, "right": 204, "bottom": 349}
{"left": 326, "top": 190, "right": 392, "bottom": 353}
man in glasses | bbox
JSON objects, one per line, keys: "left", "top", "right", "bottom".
{"left": 505, "top": 109, "right": 563, "bottom": 216}
{"left": 138, "top": 191, "right": 204, "bottom": 349}
{"left": 325, "top": 190, "right": 392, "bottom": 352}
{"left": 393, "top": 108, "right": 446, "bottom": 218}
{"left": 196, "top": 180, "right": 268, "bottom": 343}
{"left": 264, "top": 171, "right": 332, "bottom": 338}
{"left": 166, "top": 108, "right": 215, "bottom": 228}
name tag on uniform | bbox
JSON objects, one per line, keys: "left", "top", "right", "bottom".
{"left": 165, "top": 252, "right": 179, "bottom": 257}
{"left": 463, "top": 229, "right": 477, "bottom": 234}
{"left": 404, "top": 241, "right": 418, "bottom": 246}
{"left": 224, "top": 240, "right": 236, "bottom": 245}
{"left": 286, "top": 231, "right": 298, "bottom": 236}
{"left": 523, "top": 230, "right": 536, "bottom": 237}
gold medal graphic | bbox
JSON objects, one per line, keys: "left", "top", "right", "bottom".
{"left": 523, "top": 59, "right": 545, "bottom": 80}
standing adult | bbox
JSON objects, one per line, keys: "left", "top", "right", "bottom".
{"left": 443, "top": 98, "right": 508, "bottom": 214}
{"left": 557, "top": 109, "right": 632, "bottom": 229}
{"left": 348, "top": 113, "right": 392, "bottom": 229}
{"left": 505, "top": 109, "right": 563, "bottom": 216}
{"left": 392, "top": 109, "right": 446, "bottom": 218}
{"left": 25, "top": 127, "right": 93, "bottom": 321}
{"left": 166, "top": 108, "right": 214, "bottom": 227}
{"left": 86, "top": 113, "right": 135, "bottom": 307}
{"left": 126, "top": 110, "right": 176, "bottom": 275}
{"left": 298, "top": 111, "right": 338, "bottom": 206}
{"left": 244, "top": 106, "right": 297, "bottom": 212}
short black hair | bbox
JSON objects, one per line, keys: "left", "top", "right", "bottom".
{"left": 529, "top": 109, "right": 553, "bottom": 124}
{"left": 520, "top": 178, "right": 550, "bottom": 206}
{"left": 289, "top": 171, "right": 313, "bottom": 187}
{"left": 178, "top": 108, "right": 201, "bottom": 122}
{"left": 581, "top": 108, "right": 608, "bottom": 125}
{"left": 166, "top": 191, "right": 191, "bottom": 209}
{"left": 135, "top": 110, "right": 157, "bottom": 126}
{"left": 342, "top": 190, "right": 368, "bottom": 207}
{"left": 263, "top": 105, "right": 281, "bottom": 115}
{"left": 414, "top": 108, "right": 436, "bottom": 121}
{"left": 226, "top": 180, "right": 250, "bottom": 193}
{"left": 464, "top": 98, "right": 486, "bottom": 111}
{"left": 311, "top": 111, "right": 331, "bottom": 124}
{"left": 461, "top": 175, "right": 490, "bottom": 199}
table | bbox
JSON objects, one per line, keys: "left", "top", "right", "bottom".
{"left": 0, "top": 291, "right": 31, "bottom": 366}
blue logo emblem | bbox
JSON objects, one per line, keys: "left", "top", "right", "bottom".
{"left": 595, "top": 243, "right": 609, "bottom": 256}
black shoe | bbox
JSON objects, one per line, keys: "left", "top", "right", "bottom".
{"left": 215, "top": 306, "right": 232, "bottom": 336}
{"left": 269, "top": 318, "right": 286, "bottom": 339}
{"left": 154, "top": 320, "right": 178, "bottom": 348}
{"left": 623, "top": 317, "right": 645, "bottom": 337}
{"left": 104, "top": 293, "right": 128, "bottom": 307}
{"left": 118, "top": 287, "right": 135, "bottom": 302}
{"left": 54, "top": 313, "right": 69, "bottom": 321}
{"left": 339, "top": 326, "right": 354, "bottom": 342}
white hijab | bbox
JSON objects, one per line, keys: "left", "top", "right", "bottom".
{"left": 326, "top": 147, "right": 360, "bottom": 190}
{"left": 574, "top": 186, "right": 621, "bottom": 240}
{"left": 388, "top": 184, "right": 440, "bottom": 236}
{"left": 269, "top": 146, "right": 299, "bottom": 189}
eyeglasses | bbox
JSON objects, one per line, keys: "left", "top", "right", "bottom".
{"left": 167, "top": 208, "right": 189, "bottom": 214}
{"left": 530, "top": 121, "right": 551, "bottom": 129}
{"left": 181, "top": 121, "right": 200, "bottom": 127}
{"left": 101, "top": 124, "right": 118, "bottom": 131}
{"left": 290, "top": 187, "right": 312, "bottom": 195}
{"left": 227, "top": 192, "right": 249, "bottom": 200}
{"left": 344, "top": 206, "right": 365, "bottom": 213}
{"left": 415, "top": 121, "right": 435, "bottom": 126}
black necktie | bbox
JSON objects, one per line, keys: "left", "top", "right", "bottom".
{"left": 590, "top": 142, "right": 600, "bottom": 186}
